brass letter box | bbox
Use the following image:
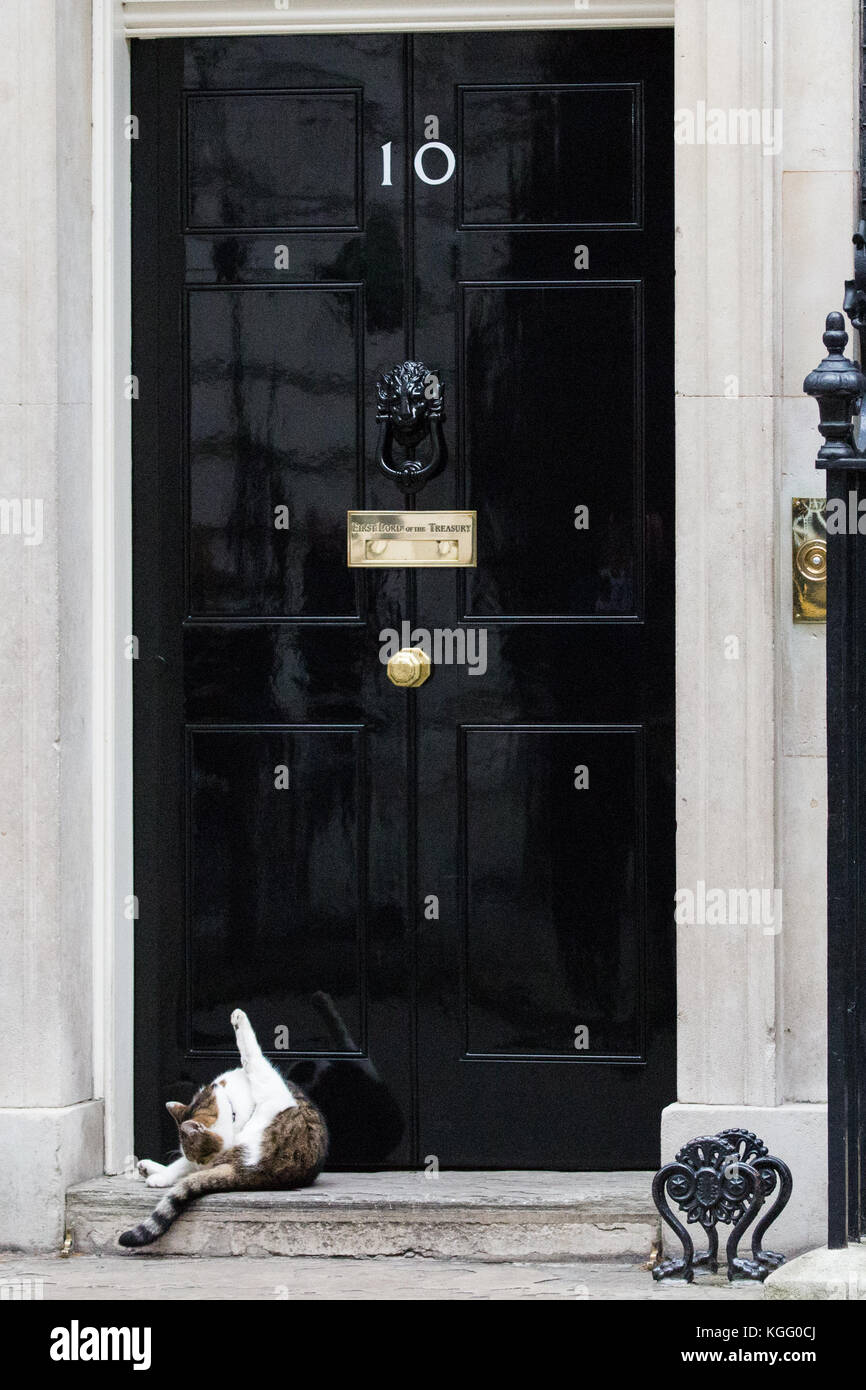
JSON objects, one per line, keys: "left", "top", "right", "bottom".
{"left": 347, "top": 510, "right": 477, "bottom": 568}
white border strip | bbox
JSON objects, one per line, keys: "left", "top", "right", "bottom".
{"left": 123, "top": 1, "right": 674, "bottom": 37}
{"left": 92, "top": 0, "right": 134, "bottom": 1174}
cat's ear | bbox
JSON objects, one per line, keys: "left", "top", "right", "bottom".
{"left": 165, "top": 1101, "right": 185, "bottom": 1123}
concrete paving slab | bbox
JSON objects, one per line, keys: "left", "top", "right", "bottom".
{"left": 0, "top": 1252, "right": 766, "bottom": 1301}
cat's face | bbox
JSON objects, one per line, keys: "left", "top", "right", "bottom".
{"left": 166, "top": 1085, "right": 224, "bottom": 1163}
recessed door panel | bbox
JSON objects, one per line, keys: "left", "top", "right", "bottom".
{"left": 186, "top": 90, "right": 362, "bottom": 230}
{"left": 187, "top": 285, "right": 362, "bottom": 618}
{"left": 461, "top": 281, "right": 641, "bottom": 620}
{"left": 462, "top": 725, "right": 643, "bottom": 1059}
{"left": 459, "top": 83, "right": 640, "bottom": 228}
{"left": 187, "top": 726, "right": 366, "bottom": 1054}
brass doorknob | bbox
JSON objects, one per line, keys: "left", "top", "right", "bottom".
{"left": 386, "top": 646, "right": 431, "bottom": 688}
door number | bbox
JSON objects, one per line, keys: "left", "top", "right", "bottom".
{"left": 381, "top": 132, "right": 457, "bottom": 187}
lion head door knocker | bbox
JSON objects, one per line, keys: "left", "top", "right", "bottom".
{"left": 376, "top": 360, "right": 445, "bottom": 494}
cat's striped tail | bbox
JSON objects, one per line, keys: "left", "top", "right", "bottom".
{"left": 118, "top": 1164, "right": 235, "bottom": 1248}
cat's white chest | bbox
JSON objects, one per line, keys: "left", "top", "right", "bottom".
{"left": 214, "top": 1067, "right": 255, "bottom": 1137}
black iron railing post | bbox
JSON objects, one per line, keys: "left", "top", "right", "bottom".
{"left": 825, "top": 463, "right": 861, "bottom": 1247}
{"left": 804, "top": 307, "right": 866, "bottom": 1247}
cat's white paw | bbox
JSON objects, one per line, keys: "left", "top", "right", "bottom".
{"left": 145, "top": 1172, "right": 174, "bottom": 1188}
{"left": 137, "top": 1159, "right": 162, "bottom": 1179}
{"left": 231, "top": 1009, "right": 248, "bottom": 1031}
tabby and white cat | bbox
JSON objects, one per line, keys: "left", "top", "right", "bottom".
{"left": 119, "top": 1008, "right": 328, "bottom": 1248}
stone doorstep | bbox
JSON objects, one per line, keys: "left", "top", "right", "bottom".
{"left": 66, "top": 1171, "right": 660, "bottom": 1261}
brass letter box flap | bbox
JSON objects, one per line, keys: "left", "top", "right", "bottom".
{"left": 347, "top": 511, "right": 476, "bottom": 568}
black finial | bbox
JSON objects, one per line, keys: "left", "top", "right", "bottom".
{"left": 823, "top": 312, "right": 848, "bottom": 356}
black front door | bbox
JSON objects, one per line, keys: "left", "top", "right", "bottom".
{"left": 132, "top": 29, "right": 674, "bottom": 1170}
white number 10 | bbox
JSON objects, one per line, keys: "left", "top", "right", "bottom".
{"left": 382, "top": 139, "right": 456, "bottom": 187}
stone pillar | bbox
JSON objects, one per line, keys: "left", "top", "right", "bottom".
{"left": 665, "top": 0, "right": 857, "bottom": 1253}
{"left": 0, "top": 0, "right": 103, "bottom": 1249}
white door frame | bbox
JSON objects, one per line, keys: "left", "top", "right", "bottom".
{"left": 121, "top": 1, "right": 675, "bottom": 36}
{"left": 94, "top": 0, "right": 847, "bottom": 1174}
{"left": 93, "top": 0, "right": 135, "bottom": 1173}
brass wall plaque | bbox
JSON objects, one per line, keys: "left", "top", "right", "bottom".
{"left": 347, "top": 510, "right": 477, "bottom": 567}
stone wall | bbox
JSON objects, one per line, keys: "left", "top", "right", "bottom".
{"left": 0, "top": 0, "right": 103, "bottom": 1249}
{"left": 662, "top": 0, "right": 860, "bottom": 1255}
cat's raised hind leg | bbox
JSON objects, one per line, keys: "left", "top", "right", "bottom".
{"left": 231, "top": 1007, "right": 264, "bottom": 1071}
{"left": 231, "top": 1008, "right": 292, "bottom": 1107}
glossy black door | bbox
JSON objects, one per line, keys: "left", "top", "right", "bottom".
{"left": 411, "top": 31, "right": 675, "bottom": 1167}
{"left": 132, "top": 30, "right": 674, "bottom": 1169}
{"left": 132, "top": 35, "right": 417, "bottom": 1167}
